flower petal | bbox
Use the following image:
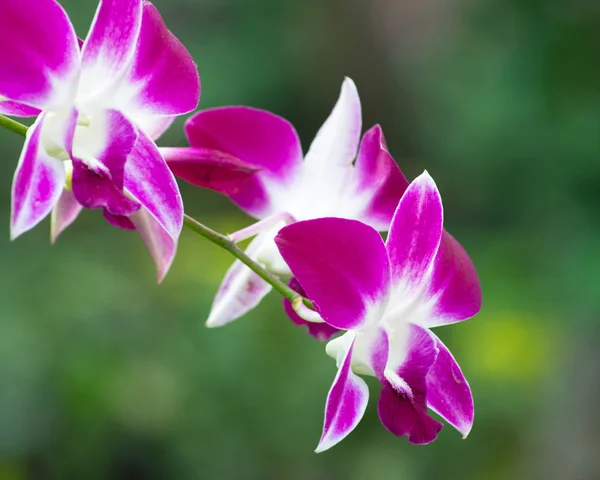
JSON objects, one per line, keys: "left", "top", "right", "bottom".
{"left": 385, "top": 172, "right": 481, "bottom": 326}
{"left": 79, "top": 0, "right": 143, "bottom": 101}
{"left": 386, "top": 171, "right": 443, "bottom": 289}
{"left": 283, "top": 278, "right": 340, "bottom": 341}
{"left": 316, "top": 334, "right": 369, "bottom": 453}
{"left": 11, "top": 115, "right": 66, "bottom": 239}
{"left": 103, "top": 210, "right": 136, "bottom": 230}
{"left": 162, "top": 147, "right": 260, "bottom": 195}
{"left": 425, "top": 333, "right": 474, "bottom": 438}
{"left": 129, "top": 208, "right": 177, "bottom": 283}
{"left": 50, "top": 189, "right": 83, "bottom": 243}
{"left": 378, "top": 324, "right": 443, "bottom": 444}
{"left": 0, "top": 0, "right": 79, "bottom": 108}
{"left": 206, "top": 233, "right": 272, "bottom": 327}
{"left": 275, "top": 218, "right": 390, "bottom": 331}
{"left": 184, "top": 107, "right": 304, "bottom": 218}
{"left": 110, "top": 1, "right": 200, "bottom": 120}
{"left": 303, "top": 77, "right": 362, "bottom": 171}
{"left": 124, "top": 128, "right": 183, "bottom": 242}
{"left": 421, "top": 230, "right": 482, "bottom": 326}
{"left": 71, "top": 109, "right": 140, "bottom": 215}
{"left": 137, "top": 115, "right": 175, "bottom": 141}
{"left": 0, "top": 101, "right": 41, "bottom": 117}
{"left": 354, "top": 125, "right": 409, "bottom": 230}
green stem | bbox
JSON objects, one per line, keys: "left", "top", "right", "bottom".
{"left": 0, "top": 114, "right": 28, "bottom": 137}
{"left": 183, "top": 215, "right": 314, "bottom": 311}
{"left": 0, "top": 114, "right": 314, "bottom": 311}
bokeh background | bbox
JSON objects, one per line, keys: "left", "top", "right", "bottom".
{"left": 1, "top": 0, "right": 599, "bottom": 478}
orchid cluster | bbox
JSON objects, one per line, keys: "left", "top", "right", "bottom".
{"left": 0, "top": 0, "right": 482, "bottom": 452}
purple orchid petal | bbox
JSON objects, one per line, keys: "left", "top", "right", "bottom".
{"left": 206, "top": 233, "right": 272, "bottom": 327}
{"left": 378, "top": 381, "right": 444, "bottom": 445}
{"left": 0, "top": 0, "right": 79, "bottom": 108}
{"left": 422, "top": 230, "right": 482, "bottom": 326}
{"left": 70, "top": 110, "right": 141, "bottom": 215}
{"left": 129, "top": 208, "right": 177, "bottom": 283}
{"left": 426, "top": 333, "right": 474, "bottom": 438}
{"left": 50, "top": 189, "right": 83, "bottom": 243}
{"left": 123, "top": 127, "right": 183, "bottom": 242}
{"left": 275, "top": 218, "right": 390, "bottom": 331}
{"left": 386, "top": 171, "right": 443, "bottom": 289}
{"left": 184, "top": 107, "right": 304, "bottom": 218}
{"left": 79, "top": 0, "right": 143, "bottom": 100}
{"left": 304, "top": 77, "right": 362, "bottom": 170}
{"left": 378, "top": 324, "right": 443, "bottom": 444}
{"left": 103, "top": 210, "right": 136, "bottom": 230}
{"left": 386, "top": 172, "right": 481, "bottom": 326}
{"left": 283, "top": 278, "right": 340, "bottom": 341}
{"left": 11, "top": 115, "right": 66, "bottom": 239}
{"left": 316, "top": 334, "right": 369, "bottom": 452}
{"left": 162, "top": 147, "right": 260, "bottom": 196}
{"left": 72, "top": 163, "right": 140, "bottom": 215}
{"left": 355, "top": 125, "right": 409, "bottom": 230}
{"left": 0, "top": 101, "right": 41, "bottom": 117}
{"left": 110, "top": 1, "right": 200, "bottom": 120}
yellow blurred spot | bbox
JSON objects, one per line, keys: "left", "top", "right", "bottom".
{"left": 459, "top": 312, "right": 555, "bottom": 383}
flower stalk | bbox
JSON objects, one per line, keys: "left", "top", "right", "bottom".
{"left": 183, "top": 214, "right": 313, "bottom": 311}
{"left": 0, "top": 114, "right": 28, "bottom": 137}
{"left": 0, "top": 113, "right": 312, "bottom": 311}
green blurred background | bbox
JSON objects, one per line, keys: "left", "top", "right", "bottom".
{"left": 1, "top": 0, "right": 599, "bottom": 478}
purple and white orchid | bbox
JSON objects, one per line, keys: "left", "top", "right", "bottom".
{"left": 1, "top": 0, "right": 200, "bottom": 280}
{"left": 162, "top": 78, "right": 408, "bottom": 327}
{"left": 274, "top": 172, "right": 482, "bottom": 451}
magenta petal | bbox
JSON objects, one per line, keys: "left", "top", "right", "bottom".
{"left": 355, "top": 125, "right": 409, "bottom": 230}
{"left": 80, "top": 0, "right": 143, "bottom": 97}
{"left": 316, "top": 336, "right": 369, "bottom": 452}
{"left": 426, "top": 334, "right": 474, "bottom": 437}
{"left": 378, "top": 324, "right": 443, "bottom": 444}
{"left": 72, "top": 162, "right": 140, "bottom": 215}
{"left": 162, "top": 147, "right": 260, "bottom": 195}
{"left": 275, "top": 218, "right": 390, "bottom": 331}
{"left": 113, "top": 1, "right": 200, "bottom": 117}
{"left": 103, "top": 210, "right": 136, "bottom": 230}
{"left": 71, "top": 110, "right": 140, "bottom": 215}
{"left": 124, "top": 128, "right": 183, "bottom": 242}
{"left": 206, "top": 234, "right": 272, "bottom": 327}
{"left": 423, "top": 231, "right": 482, "bottom": 326}
{"left": 283, "top": 278, "right": 340, "bottom": 341}
{"left": 386, "top": 172, "right": 443, "bottom": 288}
{"left": 0, "top": 0, "right": 79, "bottom": 108}
{"left": 378, "top": 381, "right": 443, "bottom": 445}
{"left": 0, "top": 101, "right": 41, "bottom": 117}
{"left": 50, "top": 189, "right": 83, "bottom": 243}
{"left": 130, "top": 208, "right": 177, "bottom": 283}
{"left": 185, "top": 107, "right": 304, "bottom": 218}
{"left": 11, "top": 115, "right": 65, "bottom": 239}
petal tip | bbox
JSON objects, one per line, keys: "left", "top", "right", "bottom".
{"left": 314, "top": 433, "right": 340, "bottom": 453}
{"left": 342, "top": 76, "right": 358, "bottom": 93}
{"left": 459, "top": 416, "right": 474, "bottom": 439}
{"left": 314, "top": 441, "right": 330, "bottom": 454}
{"left": 204, "top": 316, "right": 223, "bottom": 328}
{"left": 10, "top": 218, "right": 32, "bottom": 241}
{"left": 416, "top": 169, "right": 435, "bottom": 187}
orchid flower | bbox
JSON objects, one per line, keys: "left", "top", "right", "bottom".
{"left": 162, "top": 78, "right": 408, "bottom": 328}
{"left": 1, "top": 0, "right": 200, "bottom": 280}
{"left": 274, "top": 172, "right": 482, "bottom": 451}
